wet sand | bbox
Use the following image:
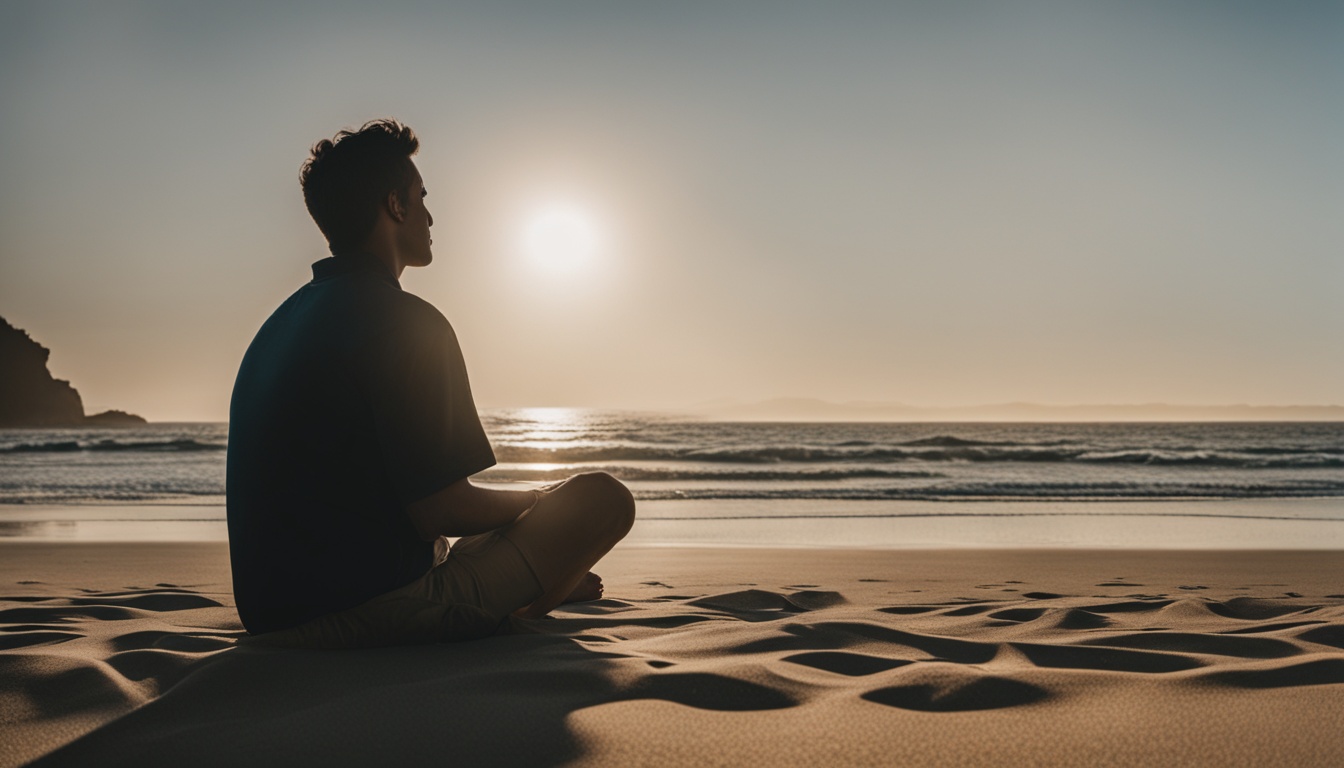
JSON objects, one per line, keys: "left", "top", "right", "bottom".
{"left": 2, "top": 543, "right": 1343, "bottom": 767}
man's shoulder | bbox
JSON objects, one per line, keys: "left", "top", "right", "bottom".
{"left": 372, "top": 290, "right": 458, "bottom": 348}
{"left": 307, "top": 275, "right": 453, "bottom": 333}
{"left": 392, "top": 289, "right": 451, "bottom": 325}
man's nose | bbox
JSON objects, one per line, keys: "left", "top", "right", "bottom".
{"left": 427, "top": 210, "right": 434, "bottom": 227}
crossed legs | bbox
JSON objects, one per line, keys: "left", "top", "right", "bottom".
{"left": 496, "top": 471, "right": 636, "bottom": 619}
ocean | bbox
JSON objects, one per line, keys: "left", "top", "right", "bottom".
{"left": 2, "top": 411, "right": 1342, "bottom": 546}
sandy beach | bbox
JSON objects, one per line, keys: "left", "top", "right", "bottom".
{"left": 1, "top": 542, "right": 1342, "bottom": 767}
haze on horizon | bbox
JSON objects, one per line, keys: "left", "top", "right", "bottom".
{"left": 1, "top": 2, "right": 1340, "bottom": 422}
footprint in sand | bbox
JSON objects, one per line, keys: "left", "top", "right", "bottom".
{"left": 555, "top": 599, "right": 639, "bottom": 616}
{"left": 783, "top": 651, "right": 911, "bottom": 677}
{"left": 110, "top": 630, "right": 237, "bottom": 653}
{"left": 68, "top": 593, "right": 223, "bottom": 611}
{"left": 549, "top": 613, "right": 713, "bottom": 630}
{"left": 862, "top": 670, "right": 1049, "bottom": 712}
{"left": 1011, "top": 642, "right": 1203, "bottom": 673}
{"left": 1077, "top": 599, "right": 1174, "bottom": 614}
{"left": 0, "top": 630, "right": 85, "bottom": 650}
{"left": 733, "top": 622, "right": 999, "bottom": 665}
{"left": 1219, "top": 620, "right": 1326, "bottom": 635}
{"left": 105, "top": 648, "right": 209, "bottom": 686}
{"left": 1076, "top": 632, "right": 1300, "bottom": 659}
{"left": 1296, "top": 625, "right": 1344, "bottom": 649}
{"left": 0, "top": 605, "right": 143, "bottom": 623}
{"left": 1200, "top": 658, "right": 1344, "bottom": 689}
{"left": 877, "top": 606, "right": 940, "bottom": 615}
{"left": 987, "top": 607, "right": 1111, "bottom": 629}
{"left": 0, "top": 590, "right": 224, "bottom": 625}
{"left": 618, "top": 671, "right": 796, "bottom": 711}
{"left": 942, "top": 604, "right": 1006, "bottom": 617}
{"left": 988, "top": 607, "right": 1047, "bottom": 623}
{"left": 688, "top": 589, "right": 846, "bottom": 620}
{"left": 1206, "top": 598, "right": 1309, "bottom": 621}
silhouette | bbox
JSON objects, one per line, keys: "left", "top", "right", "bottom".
{"left": 226, "top": 119, "right": 634, "bottom": 647}
{"left": 0, "top": 315, "right": 146, "bottom": 427}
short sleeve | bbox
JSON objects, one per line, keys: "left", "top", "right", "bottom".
{"left": 361, "top": 304, "right": 495, "bottom": 506}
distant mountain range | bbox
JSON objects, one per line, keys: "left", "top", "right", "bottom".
{"left": 691, "top": 397, "right": 1344, "bottom": 422}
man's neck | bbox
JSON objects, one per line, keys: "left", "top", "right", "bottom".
{"left": 369, "top": 250, "right": 405, "bottom": 281}
{"left": 351, "top": 235, "right": 406, "bottom": 280}
{"left": 329, "top": 247, "right": 403, "bottom": 282}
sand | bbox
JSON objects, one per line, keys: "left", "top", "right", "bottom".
{"left": 2, "top": 543, "right": 1343, "bottom": 767}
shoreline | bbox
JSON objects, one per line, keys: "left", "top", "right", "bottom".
{"left": 2, "top": 498, "right": 1342, "bottom": 548}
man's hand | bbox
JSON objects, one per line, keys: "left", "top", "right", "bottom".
{"left": 406, "top": 478, "right": 541, "bottom": 540}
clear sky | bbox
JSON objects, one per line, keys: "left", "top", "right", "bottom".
{"left": 1, "top": 1, "right": 1340, "bottom": 421}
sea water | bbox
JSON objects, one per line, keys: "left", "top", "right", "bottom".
{"left": 1, "top": 411, "right": 1341, "bottom": 546}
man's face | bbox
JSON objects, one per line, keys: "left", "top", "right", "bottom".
{"left": 399, "top": 162, "right": 434, "bottom": 268}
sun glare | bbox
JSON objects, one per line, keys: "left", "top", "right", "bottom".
{"left": 520, "top": 204, "right": 603, "bottom": 274}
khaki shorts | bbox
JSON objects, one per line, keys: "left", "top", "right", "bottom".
{"left": 246, "top": 530, "right": 543, "bottom": 649}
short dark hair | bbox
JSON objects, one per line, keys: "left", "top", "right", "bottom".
{"left": 299, "top": 119, "right": 420, "bottom": 252}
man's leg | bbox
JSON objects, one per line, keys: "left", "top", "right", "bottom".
{"left": 501, "top": 471, "right": 636, "bottom": 619}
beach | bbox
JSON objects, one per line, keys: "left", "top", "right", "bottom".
{"left": 6, "top": 0, "right": 1341, "bottom": 763}
{"left": 4, "top": 418, "right": 1342, "bottom": 765}
{"left": 4, "top": 541, "right": 1343, "bottom": 767}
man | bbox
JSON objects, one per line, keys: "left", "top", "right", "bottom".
{"left": 226, "top": 119, "right": 634, "bottom": 647}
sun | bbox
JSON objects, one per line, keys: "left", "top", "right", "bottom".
{"left": 520, "top": 204, "right": 603, "bottom": 274}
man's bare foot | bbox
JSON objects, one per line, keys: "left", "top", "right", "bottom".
{"left": 513, "top": 573, "right": 604, "bottom": 619}
{"left": 562, "top": 571, "right": 603, "bottom": 603}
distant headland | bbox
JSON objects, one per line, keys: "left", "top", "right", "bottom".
{"left": 0, "top": 316, "right": 147, "bottom": 427}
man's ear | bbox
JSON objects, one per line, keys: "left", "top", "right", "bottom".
{"left": 385, "top": 189, "right": 407, "bottom": 223}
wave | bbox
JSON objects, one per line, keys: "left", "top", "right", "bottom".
{"left": 1076, "top": 450, "right": 1344, "bottom": 468}
{"left": 633, "top": 479, "right": 1344, "bottom": 502}
{"left": 483, "top": 466, "right": 944, "bottom": 482}
{"left": 897, "top": 435, "right": 1026, "bottom": 447}
{"left": 844, "top": 435, "right": 1082, "bottom": 448}
{"left": 2, "top": 439, "right": 226, "bottom": 454}
{"left": 0, "top": 490, "right": 226, "bottom": 503}
{"left": 493, "top": 444, "right": 1343, "bottom": 469}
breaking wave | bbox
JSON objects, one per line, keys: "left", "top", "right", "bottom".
{"left": 482, "top": 466, "right": 944, "bottom": 482}
{"left": 494, "top": 442, "right": 1343, "bottom": 469}
{"left": 2, "top": 439, "right": 226, "bottom": 454}
{"left": 634, "top": 478, "right": 1344, "bottom": 502}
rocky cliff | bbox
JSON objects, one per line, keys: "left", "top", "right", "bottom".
{"left": 0, "top": 316, "right": 146, "bottom": 427}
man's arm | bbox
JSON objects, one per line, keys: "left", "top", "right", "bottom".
{"left": 406, "top": 478, "right": 541, "bottom": 540}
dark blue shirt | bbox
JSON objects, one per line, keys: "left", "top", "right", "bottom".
{"left": 227, "top": 254, "right": 495, "bottom": 634}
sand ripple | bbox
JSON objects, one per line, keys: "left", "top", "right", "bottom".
{"left": 4, "top": 556, "right": 1344, "bottom": 767}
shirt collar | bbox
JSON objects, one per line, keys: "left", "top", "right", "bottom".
{"left": 311, "top": 250, "right": 400, "bottom": 289}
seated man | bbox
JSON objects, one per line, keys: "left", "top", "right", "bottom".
{"left": 226, "top": 119, "right": 634, "bottom": 648}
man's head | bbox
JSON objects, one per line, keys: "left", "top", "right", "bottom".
{"left": 299, "top": 119, "right": 431, "bottom": 265}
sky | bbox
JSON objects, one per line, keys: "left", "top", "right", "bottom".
{"left": 1, "top": 1, "right": 1341, "bottom": 421}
